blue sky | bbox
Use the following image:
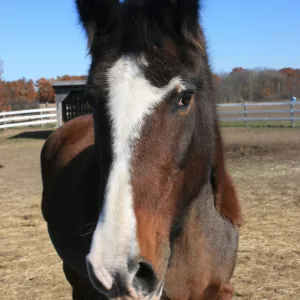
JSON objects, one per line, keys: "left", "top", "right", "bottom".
{"left": 1, "top": 0, "right": 299, "bottom": 81}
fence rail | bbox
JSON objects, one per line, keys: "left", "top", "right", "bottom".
{"left": 0, "top": 107, "right": 57, "bottom": 129}
{"left": 217, "top": 101, "right": 300, "bottom": 127}
{"left": 0, "top": 101, "right": 299, "bottom": 130}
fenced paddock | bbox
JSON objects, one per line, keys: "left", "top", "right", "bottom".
{"left": 0, "top": 126, "right": 299, "bottom": 299}
{"left": 0, "top": 108, "right": 57, "bottom": 130}
{"left": 1, "top": 101, "right": 299, "bottom": 130}
{"left": 218, "top": 101, "right": 300, "bottom": 127}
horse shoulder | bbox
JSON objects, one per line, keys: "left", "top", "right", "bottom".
{"left": 40, "top": 114, "right": 95, "bottom": 181}
{"left": 40, "top": 115, "right": 99, "bottom": 233}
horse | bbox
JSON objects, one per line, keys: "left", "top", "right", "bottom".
{"left": 40, "top": 1, "right": 243, "bottom": 299}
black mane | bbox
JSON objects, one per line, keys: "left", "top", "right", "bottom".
{"left": 76, "top": 0, "right": 203, "bottom": 56}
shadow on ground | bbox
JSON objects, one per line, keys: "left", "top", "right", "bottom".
{"left": 8, "top": 130, "right": 53, "bottom": 140}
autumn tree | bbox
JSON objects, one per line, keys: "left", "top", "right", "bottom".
{"left": 3, "top": 78, "right": 36, "bottom": 102}
{"left": 231, "top": 67, "right": 245, "bottom": 73}
{"left": 0, "top": 58, "right": 4, "bottom": 109}
{"left": 0, "top": 58, "right": 2, "bottom": 79}
{"left": 56, "top": 75, "right": 86, "bottom": 81}
{"left": 1, "top": 71, "right": 88, "bottom": 108}
{"left": 214, "top": 67, "right": 296, "bottom": 103}
{"left": 36, "top": 78, "right": 55, "bottom": 103}
{"left": 35, "top": 75, "right": 87, "bottom": 103}
{"left": 26, "top": 79, "right": 37, "bottom": 101}
{"left": 0, "top": 58, "right": 10, "bottom": 111}
{"left": 279, "top": 68, "right": 300, "bottom": 98}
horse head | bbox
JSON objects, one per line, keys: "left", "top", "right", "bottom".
{"left": 75, "top": 0, "right": 238, "bottom": 298}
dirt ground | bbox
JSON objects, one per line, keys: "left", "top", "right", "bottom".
{"left": 0, "top": 127, "right": 299, "bottom": 300}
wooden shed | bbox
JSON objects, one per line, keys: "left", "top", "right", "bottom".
{"left": 52, "top": 80, "right": 92, "bottom": 127}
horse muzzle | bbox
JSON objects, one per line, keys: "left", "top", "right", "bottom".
{"left": 86, "top": 258, "right": 164, "bottom": 299}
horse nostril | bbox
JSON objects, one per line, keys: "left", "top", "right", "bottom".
{"left": 133, "top": 262, "right": 157, "bottom": 295}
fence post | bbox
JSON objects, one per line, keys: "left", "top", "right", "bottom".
{"left": 290, "top": 100, "right": 295, "bottom": 128}
{"left": 244, "top": 103, "right": 248, "bottom": 128}
{"left": 2, "top": 111, "right": 7, "bottom": 131}
{"left": 40, "top": 109, "right": 44, "bottom": 128}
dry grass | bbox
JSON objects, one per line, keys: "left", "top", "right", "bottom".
{"left": 0, "top": 129, "right": 70, "bottom": 299}
{"left": 222, "top": 128, "right": 300, "bottom": 299}
{"left": 0, "top": 127, "right": 300, "bottom": 299}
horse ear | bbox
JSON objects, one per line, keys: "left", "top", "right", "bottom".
{"left": 75, "top": 0, "right": 120, "bottom": 48}
{"left": 212, "top": 126, "right": 243, "bottom": 227}
{"left": 170, "top": 0, "right": 201, "bottom": 37}
{"left": 163, "top": 0, "right": 205, "bottom": 52}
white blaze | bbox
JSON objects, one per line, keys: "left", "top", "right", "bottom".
{"left": 87, "top": 55, "right": 184, "bottom": 290}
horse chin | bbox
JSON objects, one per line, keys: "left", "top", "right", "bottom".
{"left": 107, "top": 282, "right": 164, "bottom": 300}
{"left": 130, "top": 280, "right": 165, "bottom": 300}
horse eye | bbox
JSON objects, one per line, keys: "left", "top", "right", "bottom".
{"left": 178, "top": 92, "right": 193, "bottom": 107}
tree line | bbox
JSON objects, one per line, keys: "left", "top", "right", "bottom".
{"left": 0, "top": 64, "right": 86, "bottom": 110}
{"left": 213, "top": 67, "right": 300, "bottom": 103}
{"left": 1, "top": 57, "right": 299, "bottom": 111}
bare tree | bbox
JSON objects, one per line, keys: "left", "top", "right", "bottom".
{"left": 214, "top": 67, "right": 292, "bottom": 103}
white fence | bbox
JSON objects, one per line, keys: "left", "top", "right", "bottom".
{"left": 0, "top": 107, "right": 57, "bottom": 129}
{"left": 0, "top": 101, "right": 299, "bottom": 130}
{"left": 217, "top": 101, "right": 300, "bottom": 127}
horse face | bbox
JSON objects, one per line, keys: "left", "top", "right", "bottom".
{"left": 76, "top": 0, "right": 216, "bottom": 298}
